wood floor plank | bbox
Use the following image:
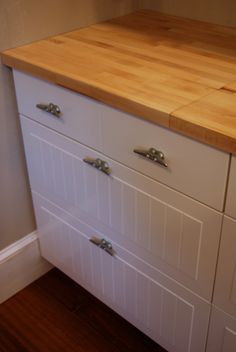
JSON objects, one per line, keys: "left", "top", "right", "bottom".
{"left": 33, "top": 268, "right": 92, "bottom": 312}
{"left": 75, "top": 296, "right": 165, "bottom": 352}
{"left": 0, "top": 285, "right": 120, "bottom": 352}
{"left": 0, "top": 269, "right": 166, "bottom": 352}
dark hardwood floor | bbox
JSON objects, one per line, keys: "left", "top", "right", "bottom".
{"left": 0, "top": 268, "right": 166, "bottom": 352}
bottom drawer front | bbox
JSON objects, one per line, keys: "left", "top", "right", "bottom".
{"left": 207, "top": 307, "right": 236, "bottom": 352}
{"left": 34, "top": 193, "right": 210, "bottom": 352}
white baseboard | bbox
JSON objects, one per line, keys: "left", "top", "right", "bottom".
{"left": 0, "top": 231, "right": 53, "bottom": 303}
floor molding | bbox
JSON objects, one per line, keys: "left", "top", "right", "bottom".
{"left": 0, "top": 231, "right": 53, "bottom": 303}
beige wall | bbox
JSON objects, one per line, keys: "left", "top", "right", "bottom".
{"left": 1, "top": 0, "right": 235, "bottom": 250}
{"left": 0, "top": 0, "right": 139, "bottom": 250}
{"left": 139, "top": 0, "right": 236, "bottom": 27}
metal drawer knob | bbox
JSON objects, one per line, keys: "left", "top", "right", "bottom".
{"left": 83, "top": 157, "right": 111, "bottom": 175}
{"left": 89, "top": 236, "right": 115, "bottom": 256}
{"left": 36, "top": 102, "right": 61, "bottom": 117}
{"left": 134, "top": 147, "right": 168, "bottom": 167}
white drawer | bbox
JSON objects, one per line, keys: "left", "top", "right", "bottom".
{"left": 33, "top": 192, "right": 210, "bottom": 352}
{"left": 226, "top": 156, "right": 236, "bottom": 219}
{"left": 213, "top": 216, "right": 236, "bottom": 318}
{"left": 14, "top": 70, "right": 229, "bottom": 210}
{"left": 13, "top": 70, "right": 102, "bottom": 150}
{"left": 21, "top": 115, "right": 222, "bottom": 300}
{"left": 207, "top": 307, "right": 236, "bottom": 352}
{"left": 100, "top": 105, "right": 229, "bottom": 210}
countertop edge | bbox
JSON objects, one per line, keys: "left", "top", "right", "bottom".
{"left": 169, "top": 115, "right": 236, "bottom": 154}
{"left": 1, "top": 52, "right": 170, "bottom": 126}
{"left": 2, "top": 52, "right": 235, "bottom": 155}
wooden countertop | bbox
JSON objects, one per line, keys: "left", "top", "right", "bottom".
{"left": 1, "top": 10, "right": 236, "bottom": 153}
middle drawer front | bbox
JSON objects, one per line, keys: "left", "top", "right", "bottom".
{"left": 21, "top": 115, "right": 222, "bottom": 300}
{"left": 14, "top": 70, "right": 229, "bottom": 211}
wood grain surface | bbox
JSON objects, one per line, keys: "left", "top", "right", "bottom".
{"left": 224, "top": 81, "right": 236, "bottom": 92}
{"left": 1, "top": 10, "right": 236, "bottom": 153}
{"left": 171, "top": 89, "right": 236, "bottom": 153}
{"left": 0, "top": 269, "right": 166, "bottom": 352}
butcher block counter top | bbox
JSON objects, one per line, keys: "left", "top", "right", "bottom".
{"left": 2, "top": 10, "right": 236, "bottom": 153}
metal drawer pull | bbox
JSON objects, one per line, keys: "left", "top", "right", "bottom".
{"left": 89, "top": 237, "right": 115, "bottom": 256}
{"left": 36, "top": 102, "right": 61, "bottom": 117}
{"left": 83, "top": 157, "right": 111, "bottom": 175}
{"left": 134, "top": 147, "right": 168, "bottom": 167}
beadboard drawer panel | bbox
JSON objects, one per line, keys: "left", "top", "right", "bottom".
{"left": 225, "top": 156, "right": 236, "bottom": 219}
{"left": 100, "top": 105, "right": 229, "bottom": 210}
{"left": 33, "top": 192, "right": 210, "bottom": 352}
{"left": 213, "top": 216, "right": 236, "bottom": 318}
{"left": 21, "top": 116, "right": 222, "bottom": 300}
{"left": 13, "top": 70, "right": 102, "bottom": 150}
{"left": 207, "top": 307, "right": 236, "bottom": 352}
{"left": 14, "top": 70, "right": 229, "bottom": 211}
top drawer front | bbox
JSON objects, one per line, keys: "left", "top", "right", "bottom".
{"left": 13, "top": 70, "right": 102, "bottom": 150}
{"left": 225, "top": 156, "right": 236, "bottom": 219}
{"left": 14, "top": 70, "right": 229, "bottom": 210}
{"left": 100, "top": 106, "right": 229, "bottom": 210}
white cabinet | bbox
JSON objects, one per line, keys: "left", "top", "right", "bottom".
{"left": 13, "top": 70, "right": 103, "bottom": 151}
{"left": 207, "top": 307, "right": 236, "bottom": 352}
{"left": 20, "top": 115, "right": 222, "bottom": 300}
{"left": 34, "top": 192, "right": 210, "bottom": 352}
{"left": 226, "top": 156, "right": 236, "bottom": 219}
{"left": 13, "top": 69, "right": 231, "bottom": 352}
{"left": 14, "top": 70, "right": 229, "bottom": 210}
{"left": 208, "top": 213, "right": 236, "bottom": 351}
{"left": 100, "top": 104, "right": 228, "bottom": 210}
{"left": 213, "top": 216, "right": 236, "bottom": 319}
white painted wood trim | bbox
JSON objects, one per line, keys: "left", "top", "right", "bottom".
{"left": 0, "top": 231, "right": 52, "bottom": 304}
{"left": 0, "top": 232, "right": 37, "bottom": 263}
